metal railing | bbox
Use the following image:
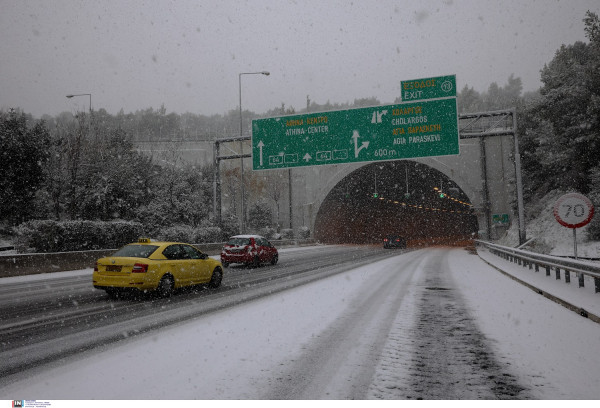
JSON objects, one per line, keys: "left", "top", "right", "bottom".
{"left": 476, "top": 240, "right": 600, "bottom": 293}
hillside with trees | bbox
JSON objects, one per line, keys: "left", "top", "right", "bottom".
{"left": 1, "top": 11, "right": 598, "bottom": 252}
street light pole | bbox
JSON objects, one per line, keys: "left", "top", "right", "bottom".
{"left": 238, "top": 71, "right": 269, "bottom": 234}
{"left": 66, "top": 93, "right": 92, "bottom": 133}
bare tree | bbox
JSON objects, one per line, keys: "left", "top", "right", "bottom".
{"left": 264, "top": 170, "right": 286, "bottom": 230}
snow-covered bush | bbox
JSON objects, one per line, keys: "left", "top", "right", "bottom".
{"left": 159, "top": 225, "right": 225, "bottom": 244}
{"left": 259, "top": 227, "right": 280, "bottom": 240}
{"left": 194, "top": 227, "right": 223, "bottom": 243}
{"left": 13, "top": 220, "right": 145, "bottom": 253}
{"left": 218, "top": 213, "right": 239, "bottom": 240}
{"left": 296, "top": 226, "right": 311, "bottom": 239}
{"left": 280, "top": 229, "right": 294, "bottom": 239}
{"left": 159, "top": 225, "right": 195, "bottom": 243}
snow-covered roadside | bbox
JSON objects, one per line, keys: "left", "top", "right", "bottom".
{"left": 0, "top": 252, "right": 403, "bottom": 399}
{"left": 449, "top": 249, "right": 600, "bottom": 399}
{"left": 497, "top": 190, "right": 600, "bottom": 259}
{"left": 477, "top": 247, "right": 600, "bottom": 318}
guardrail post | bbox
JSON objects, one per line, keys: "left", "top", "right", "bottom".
{"left": 529, "top": 261, "right": 533, "bottom": 270}
{"left": 556, "top": 267, "right": 561, "bottom": 280}
{"left": 595, "top": 277, "right": 600, "bottom": 293}
{"left": 518, "top": 258, "right": 522, "bottom": 266}
{"left": 565, "top": 270, "right": 570, "bottom": 284}
{"left": 535, "top": 263, "right": 539, "bottom": 272}
{"left": 546, "top": 265, "right": 550, "bottom": 276}
{"left": 578, "top": 273, "right": 585, "bottom": 288}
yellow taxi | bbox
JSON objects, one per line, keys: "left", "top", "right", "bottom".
{"left": 93, "top": 238, "right": 223, "bottom": 298}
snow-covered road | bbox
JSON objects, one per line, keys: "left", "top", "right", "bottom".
{"left": 1, "top": 246, "right": 599, "bottom": 399}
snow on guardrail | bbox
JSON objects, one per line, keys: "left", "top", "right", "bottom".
{"left": 476, "top": 240, "right": 600, "bottom": 293}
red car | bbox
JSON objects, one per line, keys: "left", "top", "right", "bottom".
{"left": 220, "top": 235, "right": 279, "bottom": 268}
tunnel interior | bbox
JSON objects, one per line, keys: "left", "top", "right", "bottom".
{"left": 314, "top": 161, "right": 478, "bottom": 246}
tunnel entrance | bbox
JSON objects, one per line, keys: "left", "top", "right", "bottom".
{"left": 314, "top": 161, "right": 478, "bottom": 246}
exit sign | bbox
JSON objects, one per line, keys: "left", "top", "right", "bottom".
{"left": 401, "top": 75, "right": 456, "bottom": 102}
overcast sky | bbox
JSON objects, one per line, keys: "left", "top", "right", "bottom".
{"left": 1, "top": 0, "right": 598, "bottom": 118}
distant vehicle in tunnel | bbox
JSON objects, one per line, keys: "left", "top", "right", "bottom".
{"left": 383, "top": 235, "right": 407, "bottom": 249}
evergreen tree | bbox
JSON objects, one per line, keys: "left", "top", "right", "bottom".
{"left": 533, "top": 11, "right": 600, "bottom": 194}
{"left": 0, "top": 111, "right": 50, "bottom": 225}
{"left": 248, "top": 202, "right": 272, "bottom": 230}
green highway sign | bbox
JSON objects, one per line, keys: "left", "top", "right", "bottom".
{"left": 252, "top": 97, "right": 459, "bottom": 170}
{"left": 401, "top": 75, "right": 456, "bottom": 102}
{"left": 492, "top": 213, "right": 510, "bottom": 224}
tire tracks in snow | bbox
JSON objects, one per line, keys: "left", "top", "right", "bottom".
{"left": 262, "top": 250, "right": 430, "bottom": 399}
{"left": 368, "top": 248, "right": 531, "bottom": 399}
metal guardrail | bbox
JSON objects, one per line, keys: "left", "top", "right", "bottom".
{"left": 476, "top": 240, "right": 600, "bottom": 293}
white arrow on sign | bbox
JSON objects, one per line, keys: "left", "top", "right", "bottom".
{"left": 351, "top": 130, "right": 369, "bottom": 158}
{"left": 257, "top": 141, "right": 265, "bottom": 166}
{"left": 303, "top": 153, "right": 312, "bottom": 162}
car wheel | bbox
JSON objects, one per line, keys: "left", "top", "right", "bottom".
{"left": 105, "top": 288, "right": 120, "bottom": 299}
{"left": 156, "top": 274, "right": 174, "bottom": 298}
{"left": 270, "top": 254, "right": 278, "bottom": 265}
{"left": 222, "top": 261, "right": 230, "bottom": 268}
{"left": 252, "top": 255, "right": 260, "bottom": 268}
{"left": 208, "top": 267, "right": 223, "bottom": 288}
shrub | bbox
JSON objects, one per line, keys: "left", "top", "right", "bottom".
{"left": 280, "top": 229, "right": 294, "bottom": 239}
{"left": 159, "top": 225, "right": 195, "bottom": 243}
{"left": 218, "top": 213, "right": 240, "bottom": 240}
{"left": 296, "top": 226, "right": 311, "bottom": 239}
{"left": 194, "top": 227, "right": 223, "bottom": 243}
{"left": 13, "top": 220, "right": 145, "bottom": 253}
{"left": 259, "top": 227, "right": 280, "bottom": 240}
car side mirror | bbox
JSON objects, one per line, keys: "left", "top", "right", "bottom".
{"left": 200, "top": 253, "right": 208, "bottom": 260}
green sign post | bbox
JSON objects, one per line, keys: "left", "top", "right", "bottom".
{"left": 492, "top": 213, "right": 510, "bottom": 224}
{"left": 252, "top": 97, "right": 459, "bottom": 170}
{"left": 400, "top": 75, "right": 456, "bottom": 102}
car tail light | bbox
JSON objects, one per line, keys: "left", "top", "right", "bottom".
{"left": 132, "top": 263, "right": 149, "bottom": 273}
{"left": 384, "top": 239, "right": 388, "bottom": 242}
{"left": 94, "top": 261, "right": 98, "bottom": 272}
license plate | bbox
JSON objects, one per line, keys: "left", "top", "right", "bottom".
{"left": 106, "top": 265, "right": 122, "bottom": 272}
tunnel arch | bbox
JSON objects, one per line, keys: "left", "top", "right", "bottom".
{"left": 313, "top": 160, "right": 479, "bottom": 245}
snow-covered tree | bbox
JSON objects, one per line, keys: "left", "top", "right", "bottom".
{"left": 0, "top": 110, "right": 49, "bottom": 226}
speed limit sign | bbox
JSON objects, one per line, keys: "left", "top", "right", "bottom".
{"left": 553, "top": 193, "right": 594, "bottom": 228}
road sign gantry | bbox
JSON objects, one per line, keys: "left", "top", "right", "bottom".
{"left": 252, "top": 97, "right": 459, "bottom": 171}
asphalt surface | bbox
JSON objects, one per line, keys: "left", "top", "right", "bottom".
{"left": 0, "top": 245, "right": 531, "bottom": 399}
{"left": 262, "top": 247, "right": 530, "bottom": 399}
{"left": 0, "top": 245, "right": 401, "bottom": 386}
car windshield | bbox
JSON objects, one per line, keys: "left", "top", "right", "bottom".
{"left": 110, "top": 244, "right": 159, "bottom": 258}
{"left": 227, "top": 238, "right": 251, "bottom": 246}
